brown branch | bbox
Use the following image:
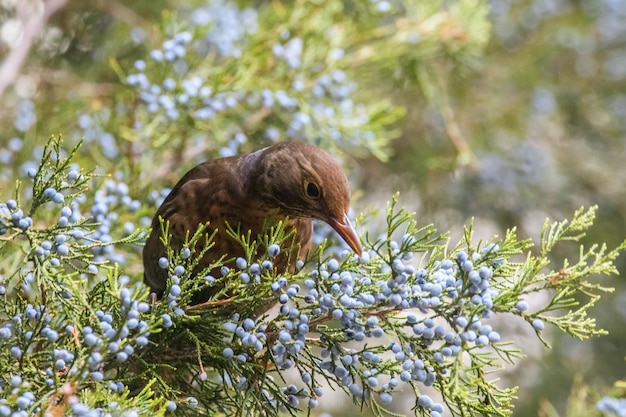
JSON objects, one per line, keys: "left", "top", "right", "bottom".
{"left": 185, "top": 296, "right": 237, "bottom": 313}
{"left": 0, "top": 0, "right": 69, "bottom": 100}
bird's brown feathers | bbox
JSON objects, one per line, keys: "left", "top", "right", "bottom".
{"left": 143, "top": 141, "right": 357, "bottom": 298}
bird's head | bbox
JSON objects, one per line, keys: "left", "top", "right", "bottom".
{"left": 247, "top": 142, "right": 362, "bottom": 256}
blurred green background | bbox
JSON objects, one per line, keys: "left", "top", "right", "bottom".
{"left": 0, "top": 0, "right": 624, "bottom": 415}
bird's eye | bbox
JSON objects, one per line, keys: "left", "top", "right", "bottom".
{"left": 305, "top": 181, "right": 321, "bottom": 199}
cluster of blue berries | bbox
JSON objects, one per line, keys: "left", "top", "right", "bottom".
{"left": 88, "top": 178, "right": 143, "bottom": 264}
{"left": 1, "top": 153, "right": 81, "bottom": 241}
{"left": 158, "top": 252, "right": 191, "bottom": 317}
{"left": 126, "top": 27, "right": 248, "bottom": 123}
{"left": 14, "top": 100, "right": 37, "bottom": 132}
{"left": 76, "top": 110, "right": 119, "bottom": 159}
{"left": 0, "top": 138, "right": 161, "bottom": 414}
{"left": 3, "top": 160, "right": 143, "bottom": 280}
{"left": 0, "top": 375, "right": 36, "bottom": 416}
{"left": 0, "top": 200, "right": 32, "bottom": 233}
{"left": 115, "top": 0, "right": 387, "bottom": 169}
{"left": 0, "top": 137, "right": 23, "bottom": 168}
{"left": 203, "top": 228, "right": 547, "bottom": 416}
{"left": 597, "top": 396, "right": 626, "bottom": 416}
{"left": 0, "top": 280, "right": 154, "bottom": 415}
{"left": 81, "top": 286, "right": 152, "bottom": 371}
{"left": 272, "top": 35, "right": 303, "bottom": 69}
{"left": 0, "top": 304, "right": 67, "bottom": 414}
{"left": 146, "top": 186, "right": 171, "bottom": 209}
{"left": 189, "top": 1, "right": 258, "bottom": 58}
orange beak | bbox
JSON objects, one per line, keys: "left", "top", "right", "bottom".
{"left": 327, "top": 213, "right": 362, "bottom": 256}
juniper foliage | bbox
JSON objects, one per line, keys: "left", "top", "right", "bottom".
{"left": 1, "top": 1, "right": 625, "bottom": 416}
{"left": 0, "top": 135, "right": 624, "bottom": 416}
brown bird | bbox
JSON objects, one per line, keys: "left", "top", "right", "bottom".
{"left": 143, "top": 141, "right": 362, "bottom": 298}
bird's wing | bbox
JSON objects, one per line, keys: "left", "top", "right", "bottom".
{"left": 144, "top": 161, "right": 230, "bottom": 295}
{"left": 158, "top": 161, "right": 215, "bottom": 208}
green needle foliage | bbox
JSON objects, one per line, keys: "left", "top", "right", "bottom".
{"left": 1, "top": 1, "right": 625, "bottom": 416}
{"left": 0, "top": 136, "right": 624, "bottom": 416}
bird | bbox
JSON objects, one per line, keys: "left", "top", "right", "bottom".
{"left": 143, "top": 141, "right": 362, "bottom": 299}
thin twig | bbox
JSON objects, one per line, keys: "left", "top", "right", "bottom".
{"left": 185, "top": 296, "right": 237, "bottom": 312}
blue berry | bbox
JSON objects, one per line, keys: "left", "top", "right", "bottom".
{"left": 136, "top": 336, "right": 148, "bottom": 347}
{"left": 479, "top": 266, "right": 493, "bottom": 280}
{"left": 223, "top": 347, "right": 234, "bottom": 358}
{"left": 243, "top": 318, "right": 255, "bottom": 330}
{"left": 461, "top": 260, "right": 473, "bottom": 272}
{"left": 488, "top": 331, "right": 501, "bottom": 342}
{"left": 161, "top": 314, "right": 172, "bottom": 327}
{"left": 327, "top": 258, "right": 339, "bottom": 272}
{"left": 56, "top": 244, "right": 69, "bottom": 256}
{"left": 334, "top": 366, "right": 348, "bottom": 378}
{"left": 53, "top": 193, "right": 65, "bottom": 204}
{"left": 158, "top": 257, "right": 169, "bottom": 269}
{"left": 10, "top": 346, "right": 22, "bottom": 358}
{"left": 278, "top": 331, "right": 292, "bottom": 344}
{"left": 85, "top": 333, "right": 99, "bottom": 346}
{"left": 16, "top": 395, "right": 31, "bottom": 409}
{"left": 532, "top": 318, "right": 545, "bottom": 331}
{"left": 366, "top": 316, "right": 379, "bottom": 327}
{"left": 418, "top": 394, "right": 433, "bottom": 408}
{"left": 18, "top": 217, "right": 32, "bottom": 230}
{"left": 476, "top": 335, "right": 490, "bottom": 346}
{"left": 380, "top": 392, "right": 393, "bottom": 404}
{"left": 236, "top": 257, "right": 247, "bottom": 269}
{"left": 10, "top": 375, "right": 22, "bottom": 387}
{"left": 43, "top": 188, "right": 56, "bottom": 199}
{"left": 268, "top": 244, "right": 280, "bottom": 257}
{"left": 371, "top": 327, "right": 384, "bottom": 337}
{"left": 43, "top": 328, "right": 59, "bottom": 341}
